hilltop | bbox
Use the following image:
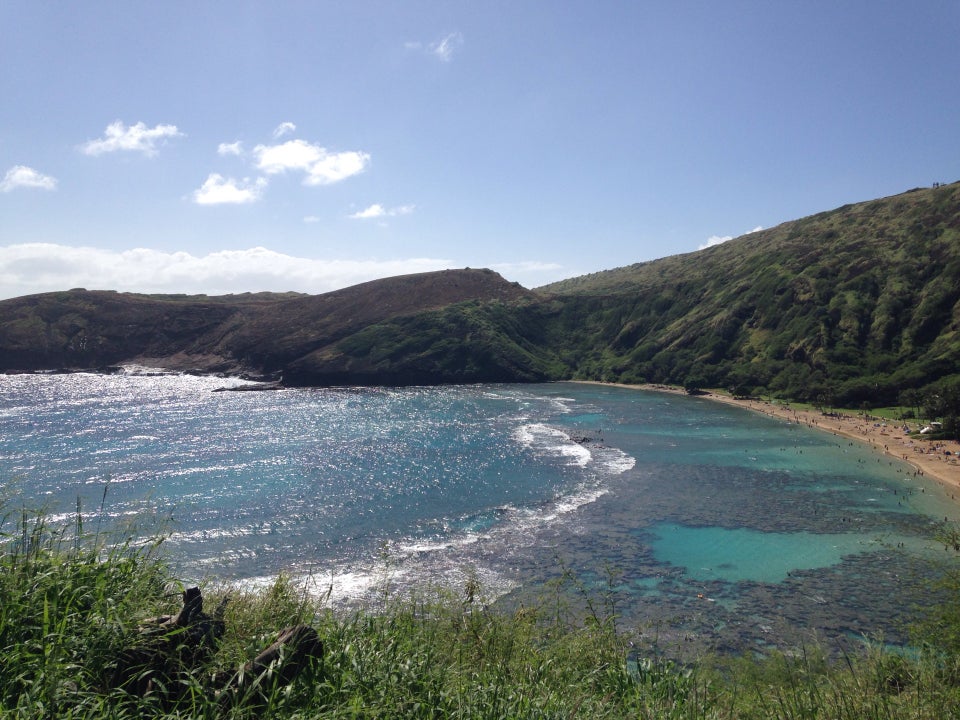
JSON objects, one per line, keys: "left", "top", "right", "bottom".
{"left": 1, "top": 183, "right": 958, "bottom": 413}
{"left": 0, "top": 268, "right": 543, "bottom": 384}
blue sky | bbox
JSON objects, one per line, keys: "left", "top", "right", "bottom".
{"left": 1, "top": 1, "right": 958, "bottom": 299}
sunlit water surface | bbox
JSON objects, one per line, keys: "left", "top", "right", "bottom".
{"left": 1, "top": 373, "right": 955, "bottom": 654}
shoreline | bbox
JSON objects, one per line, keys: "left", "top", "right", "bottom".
{"left": 576, "top": 381, "right": 960, "bottom": 498}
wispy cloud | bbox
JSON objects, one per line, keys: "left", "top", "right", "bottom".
{"left": 698, "top": 226, "right": 763, "bottom": 250}
{"left": 80, "top": 121, "right": 183, "bottom": 157}
{"left": 1, "top": 165, "right": 57, "bottom": 192}
{"left": 406, "top": 32, "right": 464, "bottom": 62}
{"left": 217, "top": 141, "right": 244, "bottom": 156}
{"left": 272, "top": 121, "right": 297, "bottom": 139}
{"left": 430, "top": 32, "right": 463, "bottom": 62}
{"left": 0, "top": 243, "right": 454, "bottom": 299}
{"left": 253, "top": 139, "right": 370, "bottom": 186}
{"left": 192, "top": 174, "right": 267, "bottom": 205}
{"left": 349, "top": 203, "right": 415, "bottom": 219}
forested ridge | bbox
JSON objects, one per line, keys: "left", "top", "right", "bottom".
{"left": 537, "top": 182, "right": 960, "bottom": 411}
{"left": 1, "top": 182, "right": 958, "bottom": 424}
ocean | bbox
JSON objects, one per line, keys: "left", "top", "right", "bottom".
{"left": 1, "top": 371, "right": 955, "bottom": 655}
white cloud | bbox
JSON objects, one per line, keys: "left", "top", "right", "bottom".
{"left": 697, "top": 225, "right": 764, "bottom": 250}
{"left": 351, "top": 204, "right": 386, "bottom": 219}
{"left": 303, "top": 215, "right": 321, "bottom": 223}
{"left": 0, "top": 243, "right": 456, "bottom": 299}
{"left": 272, "top": 121, "right": 297, "bottom": 139}
{"left": 217, "top": 141, "right": 244, "bottom": 156}
{"left": 406, "top": 32, "right": 463, "bottom": 62}
{"left": 304, "top": 150, "right": 370, "bottom": 186}
{"left": 199, "top": 130, "right": 370, "bottom": 207}
{"left": 193, "top": 174, "right": 267, "bottom": 205}
{"left": 253, "top": 139, "right": 370, "bottom": 185}
{"left": 349, "top": 203, "right": 415, "bottom": 219}
{"left": 254, "top": 139, "right": 321, "bottom": 173}
{"left": 1, "top": 165, "right": 57, "bottom": 192}
{"left": 699, "top": 234, "right": 732, "bottom": 250}
{"left": 80, "top": 121, "right": 183, "bottom": 156}
{"left": 430, "top": 32, "right": 463, "bottom": 62}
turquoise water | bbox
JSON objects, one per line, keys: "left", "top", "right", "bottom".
{"left": 0, "top": 373, "right": 955, "bottom": 654}
{"left": 648, "top": 525, "right": 876, "bottom": 583}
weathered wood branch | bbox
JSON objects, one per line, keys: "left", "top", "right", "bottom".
{"left": 109, "top": 586, "right": 322, "bottom": 710}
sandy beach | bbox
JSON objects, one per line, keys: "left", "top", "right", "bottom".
{"left": 581, "top": 381, "right": 960, "bottom": 498}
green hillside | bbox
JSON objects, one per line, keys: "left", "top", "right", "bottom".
{"left": 537, "top": 182, "right": 960, "bottom": 408}
{"left": 0, "top": 269, "right": 543, "bottom": 384}
{"left": 1, "top": 183, "right": 958, "bottom": 419}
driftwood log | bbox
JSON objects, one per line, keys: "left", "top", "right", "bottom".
{"left": 110, "top": 586, "right": 322, "bottom": 709}
{"left": 214, "top": 624, "right": 324, "bottom": 708}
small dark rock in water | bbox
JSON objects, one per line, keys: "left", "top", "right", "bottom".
{"left": 213, "top": 381, "right": 284, "bottom": 392}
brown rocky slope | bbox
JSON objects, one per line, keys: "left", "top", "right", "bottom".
{"left": 0, "top": 269, "right": 546, "bottom": 384}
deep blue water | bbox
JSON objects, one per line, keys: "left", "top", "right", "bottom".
{"left": 1, "top": 372, "right": 955, "bottom": 654}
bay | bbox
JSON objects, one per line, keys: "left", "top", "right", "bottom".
{"left": 1, "top": 372, "right": 954, "bottom": 655}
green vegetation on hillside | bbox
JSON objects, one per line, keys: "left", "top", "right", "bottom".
{"left": 5, "top": 502, "right": 960, "bottom": 718}
{"left": 284, "top": 299, "right": 568, "bottom": 386}
{"left": 1, "top": 184, "right": 958, "bottom": 421}
{"left": 534, "top": 182, "right": 960, "bottom": 425}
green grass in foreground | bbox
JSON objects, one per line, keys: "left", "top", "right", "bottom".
{"left": 4, "top": 505, "right": 960, "bottom": 719}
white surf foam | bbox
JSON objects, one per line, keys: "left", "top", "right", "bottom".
{"left": 514, "top": 423, "right": 592, "bottom": 467}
